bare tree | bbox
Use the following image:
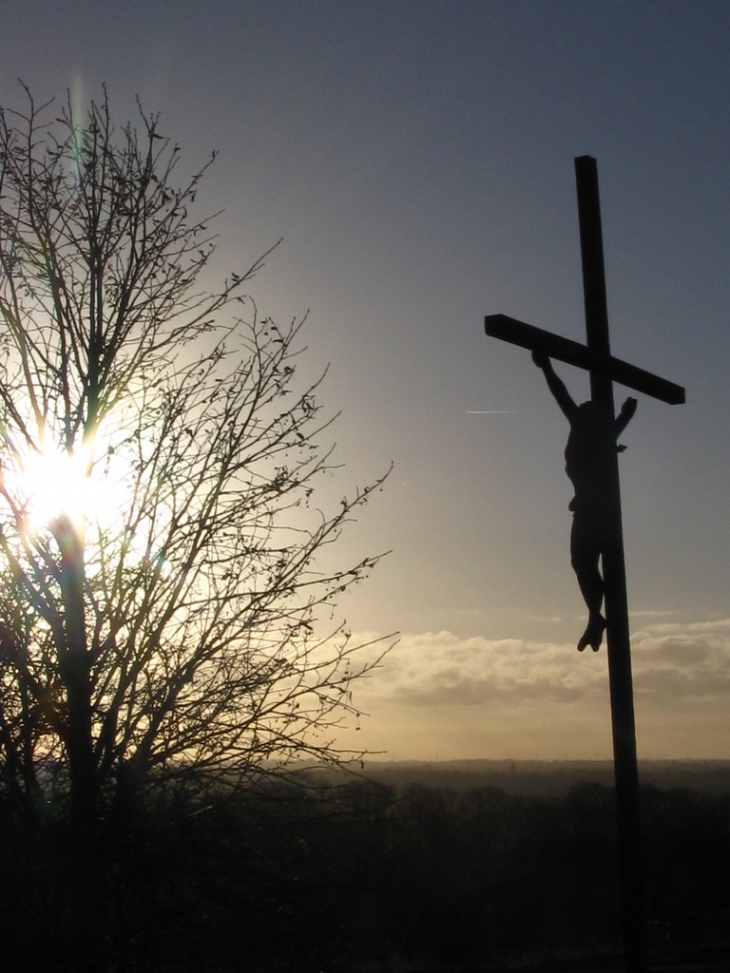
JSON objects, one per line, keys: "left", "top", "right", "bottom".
{"left": 0, "top": 86, "right": 389, "bottom": 956}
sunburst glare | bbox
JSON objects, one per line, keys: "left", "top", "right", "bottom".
{"left": 3, "top": 438, "right": 129, "bottom": 536}
{"left": 11, "top": 445, "right": 96, "bottom": 530}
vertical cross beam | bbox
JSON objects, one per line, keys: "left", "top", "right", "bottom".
{"left": 485, "top": 158, "right": 685, "bottom": 973}
{"left": 574, "top": 156, "right": 647, "bottom": 973}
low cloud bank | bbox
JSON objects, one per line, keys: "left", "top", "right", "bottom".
{"left": 357, "top": 618, "right": 730, "bottom": 708}
{"left": 345, "top": 618, "right": 730, "bottom": 759}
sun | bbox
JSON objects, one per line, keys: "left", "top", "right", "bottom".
{"left": 1, "top": 433, "right": 174, "bottom": 576}
{"left": 3, "top": 440, "right": 128, "bottom": 536}
{"left": 15, "top": 447, "right": 94, "bottom": 530}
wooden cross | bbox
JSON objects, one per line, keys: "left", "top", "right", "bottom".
{"left": 484, "top": 156, "right": 685, "bottom": 973}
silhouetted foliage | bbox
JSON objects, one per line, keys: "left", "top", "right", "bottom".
{"left": 4, "top": 772, "right": 729, "bottom": 971}
{"left": 1, "top": 768, "right": 729, "bottom": 971}
{"left": 0, "top": 85, "right": 389, "bottom": 970}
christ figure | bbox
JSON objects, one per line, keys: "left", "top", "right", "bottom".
{"left": 532, "top": 350, "right": 637, "bottom": 651}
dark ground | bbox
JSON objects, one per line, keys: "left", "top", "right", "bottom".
{"left": 1, "top": 760, "right": 728, "bottom": 972}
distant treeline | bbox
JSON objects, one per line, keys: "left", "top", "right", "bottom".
{"left": 1, "top": 772, "right": 729, "bottom": 971}
{"left": 361, "top": 757, "right": 730, "bottom": 797}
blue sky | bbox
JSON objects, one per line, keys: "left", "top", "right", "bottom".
{"left": 2, "top": 1, "right": 729, "bottom": 759}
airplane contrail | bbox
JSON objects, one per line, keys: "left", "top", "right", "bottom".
{"left": 466, "top": 410, "right": 527, "bottom": 414}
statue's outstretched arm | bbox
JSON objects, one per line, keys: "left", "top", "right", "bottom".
{"left": 532, "top": 350, "right": 578, "bottom": 421}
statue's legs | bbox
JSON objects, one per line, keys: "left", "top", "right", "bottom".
{"left": 570, "top": 512, "right": 606, "bottom": 651}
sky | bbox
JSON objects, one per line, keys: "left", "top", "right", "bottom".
{"left": 1, "top": 1, "right": 728, "bottom": 762}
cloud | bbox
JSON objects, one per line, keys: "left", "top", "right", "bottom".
{"left": 353, "top": 630, "right": 602, "bottom": 709}
{"left": 352, "top": 618, "right": 730, "bottom": 710}
{"left": 342, "top": 618, "right": 730, "bottom": 760}
{"left": 632, "top": 618, "right": 730, "bottom": 700}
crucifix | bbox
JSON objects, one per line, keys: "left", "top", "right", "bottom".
{"left": 484, "top": 156, "right": 685, "bottom": 973}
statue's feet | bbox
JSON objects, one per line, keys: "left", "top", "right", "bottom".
{"left": 577, "top": 615, "right": 606, "bottom": 652}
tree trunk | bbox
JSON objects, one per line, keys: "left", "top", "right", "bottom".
{"left": 56, "top": 515, "right": 104, "bottom": 970}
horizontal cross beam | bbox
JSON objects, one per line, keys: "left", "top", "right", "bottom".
{"left": 485, "top": 314, "right": 685, "bottom": 406}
